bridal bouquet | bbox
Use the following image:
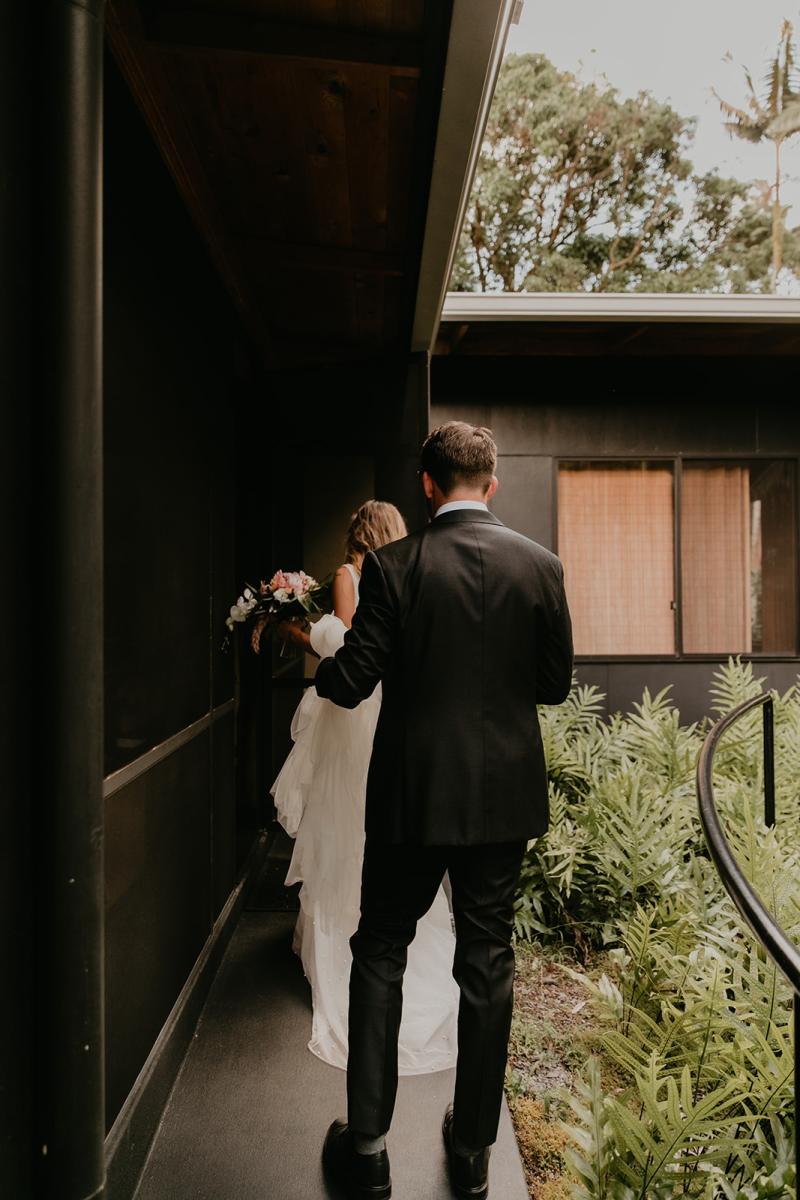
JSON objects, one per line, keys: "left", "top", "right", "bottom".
{"left": 224, "top": 569, "right": 330, "bottom": 651}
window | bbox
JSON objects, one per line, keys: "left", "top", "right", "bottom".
{"left": 558, "top": 463, "right": 675, "bottom": 655}
{"left": 558, "top": 459, "right": 797, "bottom": 657}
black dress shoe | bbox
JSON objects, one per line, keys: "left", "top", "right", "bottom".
{"left": 322, "top": 1120, "right": 392, "bottom": 1199}
{"left": 442, "top": 1105, "right": 491, "bottom": 1199}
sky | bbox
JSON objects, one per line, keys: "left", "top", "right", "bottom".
{"left": 505, "top": 0, "right": 800, "bottom": 220}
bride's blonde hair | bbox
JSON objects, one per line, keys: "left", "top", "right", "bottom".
{"left": 345, "top": 500, "right": 407, "bottom": 563}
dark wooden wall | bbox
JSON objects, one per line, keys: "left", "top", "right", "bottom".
{"left": 263, "top": 351, "right": 430, "bottom": 782}
{"left": 432, "top": 355, "right": 800, "bottom": 723}
{"left": 103, "top": 55, "right": 259, "bottom": 1130}
{"left": 102, "top": 50, "right": 429, "bottom": 1127}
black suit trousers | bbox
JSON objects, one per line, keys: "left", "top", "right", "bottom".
{"left": 346, "top": 838, "right": 526, "bottom": 1150}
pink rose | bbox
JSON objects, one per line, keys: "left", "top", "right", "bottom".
{"left": 284, "top": 571, "right": 304, "bottom": 595}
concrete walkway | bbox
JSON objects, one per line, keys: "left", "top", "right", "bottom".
{"left": 134, "top": 843, "right": 528, "bottom": 1200}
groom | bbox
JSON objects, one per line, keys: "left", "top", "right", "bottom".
{"left": 315, "top": 421, "right": 573, "bottom": 1200}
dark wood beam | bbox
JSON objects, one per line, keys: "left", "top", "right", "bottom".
{"left": 145, "top": 11, "right": 422, "bottom": 76}
{"left": 236, "top": 239, "right": 406, "bottom": 277}
{"left": 262, "top": 333, "right": 399, "bottom": 367}
{"left": 435, "top": 320, "right": 800, "bottom": 358}
{"left": 769, "top": 329, "right": 800, "bottom": 354}
{"left": 433, "top": 322, "right": 469, "bottom": 355}
{"left": 611, "top": 323, "right": 651, "bottom": 353}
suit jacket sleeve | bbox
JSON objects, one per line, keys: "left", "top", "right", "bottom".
{"left": 536, "top": 561, "right": 574, "bottom": 704}
{"left": 315, "top": 551, "right": 395, "bottom": 709}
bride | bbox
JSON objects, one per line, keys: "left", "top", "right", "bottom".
{"left": 268, "top": 501, "right": 459, "bottom": 1074}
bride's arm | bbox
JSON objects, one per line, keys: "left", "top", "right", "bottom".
{"left": 279, "top": 565, "right": 355, "bottom": 655}
{"left": 315, "top": 553, "right": 394, "bottom": 709}
{"left": 278, "top": 620, "right": 316, "bottom": 655}
{"left": 331, "top": 565, "right": 356, "bottom": 628}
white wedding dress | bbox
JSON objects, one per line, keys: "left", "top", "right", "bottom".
{"left": 271, "top": 563, "right": 459, "bottom": 1073}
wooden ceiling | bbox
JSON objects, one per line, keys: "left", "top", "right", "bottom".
{"left": 107, "top": 0, "right": 453, "bottom": 366}
{"left": 435, "top": 319, "right": 800, "bottom": 358}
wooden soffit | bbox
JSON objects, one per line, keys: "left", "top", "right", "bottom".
{"left": 107, "top": 0, "right": 454, "bottom": 367}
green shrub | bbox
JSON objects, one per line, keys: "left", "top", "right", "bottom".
{"left": 519, "top": 660, "right": 800, "bottom": 1198}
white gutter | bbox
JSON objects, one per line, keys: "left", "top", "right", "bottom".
{"left": 410, "top": 0, "right": 518, "bottom": 353}
{"left": 441, "top": 291, "right": 800, "bottom": 324}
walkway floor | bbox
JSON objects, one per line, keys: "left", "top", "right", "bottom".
{"left": 134, "top": 837, "right": 528, "bottom": 1200}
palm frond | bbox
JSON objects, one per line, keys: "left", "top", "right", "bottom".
{"left": 765, "top": 57, "right": 783, "bottom": 116}
{"left": 767, "top": 97, "right": 800, "bottom": 138}
{"left": 714, "top": 90, "right": 765, "bottom": 130}
{"left": 723, "top": 121, "right": 766, "bottom": 144}
{"left": 743, "top": 69, "right": 768, "bottom": 122}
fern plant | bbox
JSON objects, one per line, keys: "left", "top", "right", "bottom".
{"left": 518, "top": 660, "right": 800, "bottom": 1197}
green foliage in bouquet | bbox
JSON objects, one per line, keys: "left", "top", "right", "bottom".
{"left": 517, "top": 660, "right": 800, "bottom": 1198}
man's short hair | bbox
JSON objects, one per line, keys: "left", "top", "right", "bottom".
{"left": 420, "top": 422, "right": 498, "bottom": 495}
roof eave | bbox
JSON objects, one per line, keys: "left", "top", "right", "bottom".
{"left": 410, "top": 0, "right": 517, "bottom": 354}
{"left": 441, "top": 291, "right": 800, "bottom": 324}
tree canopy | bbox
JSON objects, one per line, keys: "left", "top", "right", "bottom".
{"left": 452, "top": 53, "right": 800, "bottom": 294}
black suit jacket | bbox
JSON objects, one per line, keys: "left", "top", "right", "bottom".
{"left": 315, "top": 509, "right": 573, "bottom": 846}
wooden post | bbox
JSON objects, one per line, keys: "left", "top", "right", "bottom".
{"left": 36, "top": 2, "right": 106, "bottom": 1196}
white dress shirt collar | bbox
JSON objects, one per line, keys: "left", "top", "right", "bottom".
{"left": 435, "top": 500, "right": 489, "bottom": 518}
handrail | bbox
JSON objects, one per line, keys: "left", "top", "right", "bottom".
{"left": 696, "top": 692, "right": 799, "bottom": 1173}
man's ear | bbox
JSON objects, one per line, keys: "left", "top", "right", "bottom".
{"left": 421, "top": 471, "right": 435, "bottom": 501}
{"left": 486, "top": 476, "right": 499, "bottom": 503}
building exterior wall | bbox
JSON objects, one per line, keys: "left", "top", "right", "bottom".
{"left": 103, "top": 56, "right": 248, "bottom": 1129}
{"left": 432, "top": 355, "right": 800, "bottom": 723}
{"left": 266, "top": 355, "right": 430, "bottom": 786}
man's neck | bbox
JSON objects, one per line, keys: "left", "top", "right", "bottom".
{"left": 440, "top": 491, "right": 488, "bottom": 505}
{"left": 435, "top": 497, "right": 489, "bottom": 517}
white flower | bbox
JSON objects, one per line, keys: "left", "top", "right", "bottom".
{"left": 273, "top": 588, "right": 289, "bottom": 603}
{"left": 229, "top": 597, "right": 256, "bottom": 624}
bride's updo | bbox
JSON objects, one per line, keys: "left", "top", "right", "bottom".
{"left": 345, "top": 501, "right": 407, "bottom": 563}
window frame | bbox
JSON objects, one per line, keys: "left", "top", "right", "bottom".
{"left": 554, "top": 452, "right": 800, "bottom": 663}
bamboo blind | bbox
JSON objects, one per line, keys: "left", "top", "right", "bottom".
{"left": 558, "top": 464, "right": 675, "bottom": 655}
{"left": 681, "top": 465, "right": 752, "bottom": 654}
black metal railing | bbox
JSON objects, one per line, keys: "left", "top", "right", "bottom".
{"left": 697, "top": 692, "right": 800, "bottom": 1174}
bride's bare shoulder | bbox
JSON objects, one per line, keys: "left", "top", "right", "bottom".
{"left": 332, "top": 564, "right": 357, "bottom": 625}
{"left": 332, "top": 563, "right": 358, "bottom": 598}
